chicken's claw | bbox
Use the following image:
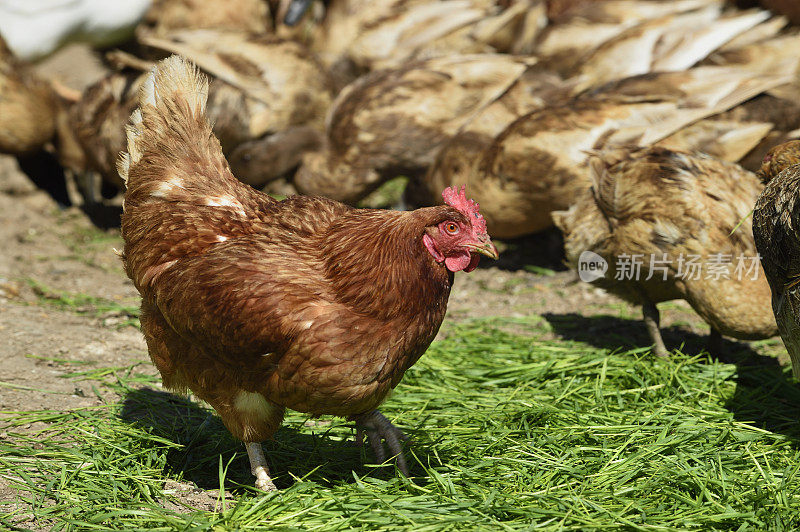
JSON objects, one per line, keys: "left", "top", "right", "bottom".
{"left": 351, "top": 410, "right": 410, "bottom": 475}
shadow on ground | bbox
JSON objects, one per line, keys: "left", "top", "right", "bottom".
{"left": 544, "top": 312, "right": 800, "bottom": 442}
{"left": 119, "top": 388, "right": 423, "bottom": 491}
{"left": 486, "top": 228, "right": 567, "bottom": 273}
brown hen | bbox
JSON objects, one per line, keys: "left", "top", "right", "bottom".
{"left": 553, "top": 146, "right": 777, "bottom": 356}
{"left": 752, "top": 140, "right": 800, "bottom": 377}
{"left": 119, "top": 56, "right": 498, "bottom": 489}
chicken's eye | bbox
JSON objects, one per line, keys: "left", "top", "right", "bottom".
{"left": 444, "top": 222, "right": 459, "bottom": 235}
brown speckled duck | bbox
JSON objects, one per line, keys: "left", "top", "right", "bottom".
{"left": 752, "top": 140, "right": 800, "bottom": 376}
{"left": 554, "top": 146, "right": 777, "bottom": 356}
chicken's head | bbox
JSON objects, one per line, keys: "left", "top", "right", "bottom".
{"left": 757, "top": 140, "right": 800, "bottom": 185}
{"left": 423, "top": 185, "right": 499, "bottom": 272}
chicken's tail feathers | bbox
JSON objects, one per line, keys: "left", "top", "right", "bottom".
{"left": 138, "top": 55, "right": 208, "bottom": 116}
{"left": 117, "top": 55, "right": 209, "bottom": 186}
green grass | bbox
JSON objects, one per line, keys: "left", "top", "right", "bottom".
{"left": 2, "top": 318, "right": 800, "bottom": 530}
{"left": 26, "top": 280, "right": 140, "bottom": 329}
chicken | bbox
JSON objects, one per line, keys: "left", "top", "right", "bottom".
{"left": 139, "top": 0, "right": 272, "bottom": 36}
{"left": 756, "top": 0, "right": 800, "bottom": 24}
{"left": 310, "top": 0, "right": 529, "bottom": 83}
{"left": 533, "top": 0, "right": 722, "bottom": 76}
{"left": 424, "top": 61, "right": 795, "bottom": 239}
{"left": 552, "top": 146, "right": 777, "bottom": 357}
{"left": 69, "top": 70, "right": 146, "bottom": 192}
{"left": 119, "top": 55, "right": 498, "bottom": 489}
{"left": 69, "top": 30, "right": 333, "bottom": 199}
{"left": 138, "top": 30, "right": 333, "bottom": 152}
{"left": 752, "top": 140, "right": 800, "bottom": 377}
{"left": 294, "top": 53, "right": 533, "bottom": 204}
{"left": 0, "top": 35, "right": 58, "bottom": 155}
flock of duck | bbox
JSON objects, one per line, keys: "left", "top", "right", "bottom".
{"left": 4, "top": 0, "right": 800, "bottom": 370}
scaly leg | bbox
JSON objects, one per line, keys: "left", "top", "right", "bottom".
{"left": 642, "top": 301, "right": 668, "bottom": 357}
{"left": 351, "top": 410, "right": 410, "bottom": 475}
{"left": 245, "top": 442, "right": 276, "bottom": 491}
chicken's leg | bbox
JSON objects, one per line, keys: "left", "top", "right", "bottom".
{"left": 707, "top": 327, "right": 723, "bottom": 356}
{"left": 245, "top": 442, "right": 276, "bottom": 491}
{"left": 351, "top": 410, "right": 409, "bottom": 475}
{"left": 642, "top": 301, "right": 668, "bottom": 357}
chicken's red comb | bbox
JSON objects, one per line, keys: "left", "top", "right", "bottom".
{"left": 442, "top": 185, "right": 487, "bottom": 233}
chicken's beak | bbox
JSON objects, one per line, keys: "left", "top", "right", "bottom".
{"left": 465, "top": 235, "right": 499, "bottom": 260}
{"left": 284, "top": 0, "right": 314, "bottom": 26}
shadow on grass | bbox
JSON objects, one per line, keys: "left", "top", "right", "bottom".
{"left": 544, "top": 312, "right": 800, "bottom": 442}
{"left": 725, "top": 363, "right": 800, "bottom": 441}
{"left": 543, "top": 312, "right": 770, "bottom": 364}
{"left": 119, "top": 388, "right": 424, "bottom": 491}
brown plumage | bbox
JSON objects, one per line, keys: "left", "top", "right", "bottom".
{"left": 311, "top": 0, "right": 525, "bottom": 80}
{"left": 553, "top": 146, "right": 777, "bottom": 356}
{"left": 138, "top": 30, "right": 333, "bottom": 153}
{"left": 70, "top": 71, "right": 145, "bottom": 190}
{"left": 139, "top": 0, "right": 273, "bottom": 36}
{"left": 0, "top": 35, "right": 57, "bottom": 155}
{"left": 752, "top": 140, "right": 800, "bottom": 377}
{"left": 69, "top": 31, "right": 333, "bottom": 196}
{"left": 119, "top": 56, "right": 498, "bottom": 489}
{"left": 757, "top": 0, "right": 800, "bottom": 24}
{"left": 294, "top": 53, "right": 533, "bottom": 204}
{"left": 426, "top": 62, "right": 794, "bottom": 239}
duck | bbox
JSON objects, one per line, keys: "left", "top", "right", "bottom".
{"left": 553, "top": 146, "right": 777, "bottom": 357}
{"left": 752, "top": 140, "right": 800, "bottom": 376}
{"left": 293, "top": 53, "right": 534, "bottom": 204}
{"left": 756, "top": 0, "right": 800, "bottom": 24}
{"left": 139, "top": 30, "right": 333, "bottom": 151}
{"left": 68, "top": 69, "right": 146, "bottom": 192}
{"left": 701, "top": 31, "right": 800, "bottom": 171}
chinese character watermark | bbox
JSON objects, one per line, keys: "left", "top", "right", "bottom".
{"left": 577, "top": 252, "right": 761, "bottom": 282}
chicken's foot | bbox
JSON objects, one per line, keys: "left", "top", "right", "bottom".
{"left": 245, "top": 442, "right": 276, "bottom": 491}
{"left": 642, "top": 301, "right": 668, "bottom": 357}
{"left": 707, "top": 327, "right": 723, "bottom": 356}
{"left": 351, "top": 410, "right": 410, "bottom": 475}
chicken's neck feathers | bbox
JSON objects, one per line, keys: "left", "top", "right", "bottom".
{"left": 319, "top": 207, "right": 454, "bottom": 320}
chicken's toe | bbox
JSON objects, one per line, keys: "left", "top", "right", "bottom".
{"left": 352, "top": 410, "right": 410, "bottom": 475}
